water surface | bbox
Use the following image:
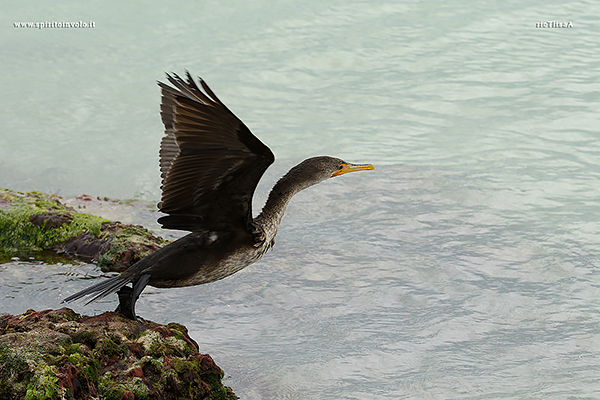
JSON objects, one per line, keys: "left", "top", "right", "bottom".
{"left": 2, "top": 0, "right": 600, "bottom": 398}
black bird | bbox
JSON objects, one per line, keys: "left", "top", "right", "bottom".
{"left": 63, "top": 72, "right": 374, "bottom": 319}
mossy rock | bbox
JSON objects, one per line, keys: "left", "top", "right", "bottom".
{"left": 95, "top": 222, "right": 167, "bottom": 272}
{"left": 0, "top": 188, "right": 168, "bottom": 272}
{"left": 0, "top": 189, "right": 107, "bottom": 263}
{"left": 0, "top": 308, "right": 238, "bottom": 400}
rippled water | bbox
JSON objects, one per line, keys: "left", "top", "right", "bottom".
{"left": 2, "top": 0, "right": 600, "bottom": 398}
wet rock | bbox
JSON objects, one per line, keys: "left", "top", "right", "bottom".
{"left": 0, "top": 308, "right": 238, "bottom": 400}
{"left": 62, "top": 222, "right": 167, "bottom": 273}
{"left": 63, "top": 232, "right": 110, "bottom": 261}
{"left": 29, "top": 212, "right": 74, "bottom": 230}
{"left": 0, "top": 188, "right": 167, "bottom": 272}
{"left": 0, "top": 188, "right": 106, "bottom": 263}
{"left": 93, "top": 222, "right": 166, "bottom": 273}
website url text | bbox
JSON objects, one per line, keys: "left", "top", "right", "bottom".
{"left": 13, "top": 21, "right": 96, "bottom": 29}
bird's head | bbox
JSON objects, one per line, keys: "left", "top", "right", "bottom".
{"left": 262, "top": 156, "right": 375, "bottom": 220}
{"left": 288, "top": 156, "right": 374, "bottom": 191}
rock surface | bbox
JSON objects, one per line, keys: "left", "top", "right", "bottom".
{"left": 0, "top": 188, "right": 166, "bottom": 271}
{"left": 0, "top": 308, "right": 237, "bottom": 400}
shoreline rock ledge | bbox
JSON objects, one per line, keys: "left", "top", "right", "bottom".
{"left": 0, "top": 308, "right": 238, "bottom": 400}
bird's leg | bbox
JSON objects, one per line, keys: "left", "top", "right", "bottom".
{"left": 115, "top": 274, "right": 151, "bottom": 320}
{"left": 115, "top": 286, "right": 135, "bottom": 319}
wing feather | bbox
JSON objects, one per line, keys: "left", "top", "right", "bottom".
{"left": 157, "top": 72, "right": 274, "bottom": 232}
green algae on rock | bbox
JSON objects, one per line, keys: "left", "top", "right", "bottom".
{"left": 0, "top": 189, "right": 107, "bottom": 263}
{"left": 0, "top": 188, "right": 167, "bottom": 272}
{"left": 0, "top": 308, "right": 238, "bottom": 400}
{"left": 64, "top": 221, "right": 167, "bottom": 273}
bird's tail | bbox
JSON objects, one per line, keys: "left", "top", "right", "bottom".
{"left": 63, "top": 275, "right": 132, "bottom": 305}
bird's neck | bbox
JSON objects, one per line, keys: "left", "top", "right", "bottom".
{"left": 254, "top": 168, "right": 312, "bottom": 242}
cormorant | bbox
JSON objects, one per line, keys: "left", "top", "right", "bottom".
{"left": 63, "top": 72, "right": 374, "bottom": 319}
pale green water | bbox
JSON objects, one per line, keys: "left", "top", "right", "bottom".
{"left": 2, "top": 1, "right": 600, "bottom": 398}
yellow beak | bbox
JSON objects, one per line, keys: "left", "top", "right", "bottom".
{"left": 331, "top": 162, "right": 375, "bottom": 177}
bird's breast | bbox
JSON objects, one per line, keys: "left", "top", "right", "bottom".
{"left": 149, "top": 239, "right": 271, "bottom": 288}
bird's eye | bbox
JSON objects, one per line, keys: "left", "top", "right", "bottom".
{"left": 338, "top": 165, "right": 344, "bottom": 170}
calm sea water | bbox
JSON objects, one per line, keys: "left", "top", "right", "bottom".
{"left": 2, "top": 1, "right": 600, "bottom": 398}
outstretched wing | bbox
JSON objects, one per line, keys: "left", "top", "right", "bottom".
{"left": 157, "top": 72, "right": 274, "bottom": 232}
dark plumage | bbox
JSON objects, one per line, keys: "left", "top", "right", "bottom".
{"left": 63, "top": 72, "right": 374, "bottom": 319}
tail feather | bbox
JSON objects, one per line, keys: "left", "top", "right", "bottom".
{"left": 63, "top": 275, "right": 132, "bottom": 305}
